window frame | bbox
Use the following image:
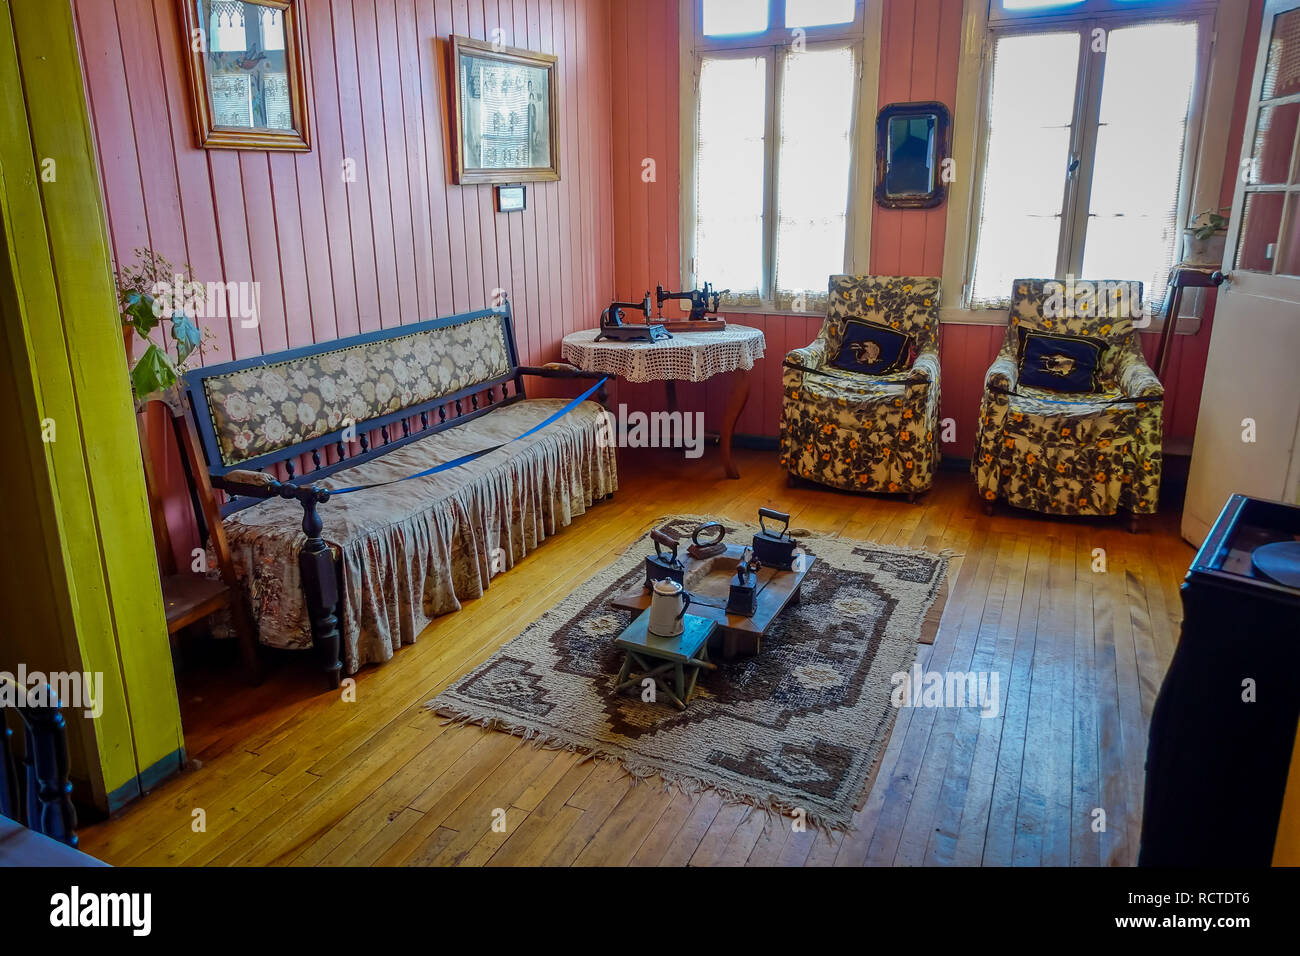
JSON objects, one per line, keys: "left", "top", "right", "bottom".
{"left": 1225, "top": 1, "right": 1300, "bottom": 280}
{"left": 680, "top": 0, "right": 878, "bottom": 313}
{"left": 962, "top": 2, "right": 1217, "bottom": 311}
{"left": 988, "top": 0, "right": 1217, "bottom": 24}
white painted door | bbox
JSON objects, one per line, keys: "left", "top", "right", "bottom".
{"left": 1183, "top": 0, "right": 1300, "bottom": 546}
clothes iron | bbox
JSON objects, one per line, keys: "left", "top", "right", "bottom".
{"left": 726, "top": 546, "right": 760, "bottom": 617}
{"left": 644, "top": 528, "right": 685, "bottom": 590}
{"left": 687, "top": 521, "right": 727, "bottom": 560}
{"left": 751, "top": 508, "right": 797, "bottom": 571}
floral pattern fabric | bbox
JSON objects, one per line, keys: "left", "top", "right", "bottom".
{"left": 972, "top": 279, "right": 1163, "bottom": 516}
{"left": 779, "top": 275, "right": 942, "bottom": 494}
{"left": 202, "top": 314, "right": 512, "bottom": 467}
{"left": 216, "top": 398, "right": 618, "bottom": 674}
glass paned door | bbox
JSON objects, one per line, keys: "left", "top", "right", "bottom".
{"left": 1231, "top": 7, "right": 1300, "bottom": 276}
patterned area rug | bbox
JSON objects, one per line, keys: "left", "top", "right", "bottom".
{"left": 428, "top": 515, "right": 951, "bottom": 831}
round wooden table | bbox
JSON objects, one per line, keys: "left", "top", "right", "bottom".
{"left": 560, "top": 325, "right": 766, "bottom": 478}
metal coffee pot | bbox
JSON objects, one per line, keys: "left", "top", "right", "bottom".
{"left": 647, "top": 579, "right": 692, "bottom": 638}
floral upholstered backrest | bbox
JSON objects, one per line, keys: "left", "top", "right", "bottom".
{"left": 825, "top": 275, "right": 941, "bottom": 355}
{"left": 1003, "top": 278, "right": 1145, "bottom": 381}
{"left": 199, "top": 312, "right": 513, "bottom": 468}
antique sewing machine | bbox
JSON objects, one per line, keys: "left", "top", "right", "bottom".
{"left": 595, "top": 291, "right": 670, "bottom": 342}
{"left": 655, "top": 281, "right": 729, "bottom": 332}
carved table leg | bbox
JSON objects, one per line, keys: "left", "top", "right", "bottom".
{"left": 720, "top": 369, "right": 751, "bottom": 480}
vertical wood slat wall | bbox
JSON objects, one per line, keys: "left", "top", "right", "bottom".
{"left": 74, "top": 0, "right": 616, "bottom": 567}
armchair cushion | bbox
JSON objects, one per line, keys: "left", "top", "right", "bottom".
{"left": 830, "top": 319, "right": 913, "bottom": 375}
{"left": 1015, "top": 328, "right": 1108, "bottom": 393}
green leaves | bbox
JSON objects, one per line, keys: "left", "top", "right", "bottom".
{"left": 129, "top": 342, "right": 179, "bottom": 400}
{"left": 169, "top": 311, "right": 202, "bottom": 364}
{"left": 123, "top": 291, "right": 161, "bottom": 336}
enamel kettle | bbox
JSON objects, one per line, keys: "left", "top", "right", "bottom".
{"left": 647, "top": 579, "right": 692, "bottom": 638}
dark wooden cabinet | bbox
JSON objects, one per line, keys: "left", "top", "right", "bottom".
{"left": 1140, "top": 494, "right": 1300, "bottom": 865}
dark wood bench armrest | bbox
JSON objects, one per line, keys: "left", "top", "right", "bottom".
{"left": 216, "top": 469, "right": 283, "bottom": 499}
{"left": 516, "top": 362, "right": 605, "bottom": 380}
{"left": 516, "top": 364, "right": 609, "bottom": 405}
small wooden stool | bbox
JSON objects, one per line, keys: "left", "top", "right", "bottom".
{"left": 612, "top": 614, "right": 717, "bottom": 710}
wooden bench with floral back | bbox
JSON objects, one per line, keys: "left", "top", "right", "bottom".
{"left": 181, "top": 303, "right": 608, "bottom": 687}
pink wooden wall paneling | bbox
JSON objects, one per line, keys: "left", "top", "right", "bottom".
{"left": 77, "top": 0, "right": 615, "bottom": 568}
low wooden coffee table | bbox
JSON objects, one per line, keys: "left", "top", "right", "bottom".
{"left": 611, "top": 543, "right": 816, "bottom": 658}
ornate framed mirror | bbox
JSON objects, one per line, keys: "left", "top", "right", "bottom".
{"left": 875, "top": 101, "right": 950, "bottom": 209}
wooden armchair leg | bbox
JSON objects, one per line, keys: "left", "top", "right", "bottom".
{"left": 230, "top": 594, "right": 263, "bottom": 685}
{"left": 983, "top": 500, "right": 995, "bottom": 516}
{"left": 1128, "top": 513, "right": 1141, "bottom": 534}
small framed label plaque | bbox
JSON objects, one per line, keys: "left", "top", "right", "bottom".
{"left": 496, "top": 184, "right": 527, "bottom": 212}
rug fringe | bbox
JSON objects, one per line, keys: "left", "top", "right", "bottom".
{"left": 428, "top": 702, "right": 853, "bottom": 836}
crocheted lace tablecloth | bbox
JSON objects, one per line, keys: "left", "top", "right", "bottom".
{"left": 560, "top": 326, "right": 766, "bottom": 384}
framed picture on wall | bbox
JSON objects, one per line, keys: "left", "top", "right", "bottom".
{"left": 179, "top": 0, "right": 311, "bottom": 151}
{"left": 447, "top": 35, "right": 560, "bottom": 184}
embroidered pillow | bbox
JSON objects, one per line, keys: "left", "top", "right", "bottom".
{"left": 1016, "top": 328, "right": 1107, "bottom": 393}
{"left": 831, "top": 319, "right": 912, "bottom": 375}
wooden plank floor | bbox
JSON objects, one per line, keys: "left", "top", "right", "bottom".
{"left": 78, "top": 448, "right": 1194, "bottom": 866}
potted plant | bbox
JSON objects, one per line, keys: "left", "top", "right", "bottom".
{"left": 1182, "top": 207, "right": 1230, "bottom": 268}
{"left": 114, "top": 248, "right": 215, "bottom": 403}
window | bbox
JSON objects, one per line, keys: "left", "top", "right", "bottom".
{"left": 967, "top": 1, "right": 1210, "bottom": 311}
{"left": 687, "top": 0, "right": 865, "bottom": 310}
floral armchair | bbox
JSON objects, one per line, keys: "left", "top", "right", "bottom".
{"left": 779, "top": 275, "right": 942, "bottom": 497}
{"left": 972, "top": 278, "right": 1163, "bottom": 528}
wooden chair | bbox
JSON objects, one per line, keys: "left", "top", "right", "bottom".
{"left": 0, "top": 675, "right": 78, "bottom": 847}
{"left": 137, "top": 389, "right": 260, "bottom": 683}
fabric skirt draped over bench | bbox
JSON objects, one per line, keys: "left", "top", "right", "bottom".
{"left": 219, "top": 398, "right": 617, "bottom": 674}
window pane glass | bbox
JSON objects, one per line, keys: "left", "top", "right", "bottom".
{"left": 1000, "top": 0, "right": 1085, "bottom": 11}
{"left": 1274, "top": 193, "right": 1300, "bottom": 275}
{"left": 968, "top": 31, "right": 1080, "bottom": 307}
{"left": 1235, "top": 191, "right": 1285, "bottom": 272}
{"left": 774, "top": 46, "right": 856, "bottom": 300}
{"left": 1261, "top": 9, "right": 1300, "bottom": 100}
{"left": 785, "top": 0, "right": 855, "bottom": 29}
{"left": 1243, "top": 104, "right": 1299, "bottom": 186}
{"left": 696, "top": 56, "right": 767, "bottom": 297}
{"left": 1081, "top": 21, "right": 1199, "bottom": 310}
{"left": 702, "top": 0, "right": 767, "bottom": 36}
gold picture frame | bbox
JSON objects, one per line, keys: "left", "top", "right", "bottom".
{"left": 179, "top": 0, "right": 311, "bottom": 151}
{"left": 447, "top": 35, "right": 560, "bottom": 185}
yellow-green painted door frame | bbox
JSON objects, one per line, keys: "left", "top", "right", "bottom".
{"left": 0, "top": 0, "right": 183, "bottom": 812}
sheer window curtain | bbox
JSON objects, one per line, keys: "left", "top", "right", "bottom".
{"left": 693, "top": 44, "right": 857, "bottom": 310}
{"left": 774, "top": 45, "right": 856, "bottom": 310}
{"left": 968, "top": 20, "right": 1201, "bottom": 313}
